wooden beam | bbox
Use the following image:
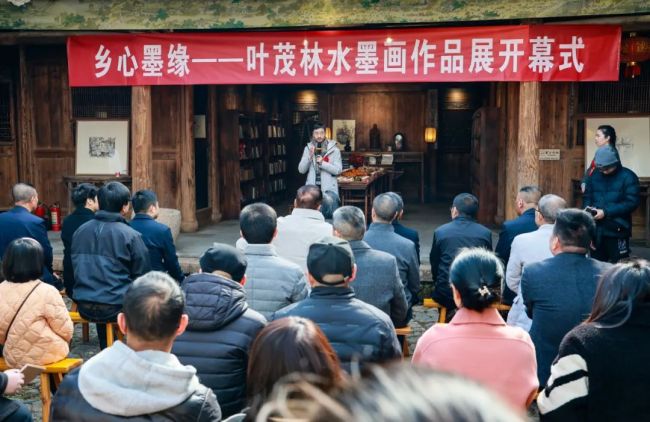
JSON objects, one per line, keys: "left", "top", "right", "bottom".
{"left": 517, "top": 81, "right": 540, "bottom": 189}
{"left": 208, "top": 86, "right": 222, "bottom": 223}
{"left": 17, "top": 46, "right": 35, "bottom": 183}
{"left": 131, "top": 86, "right": 153, "bottom": 192}
{"left": 505, "top": 82, "right": 520, "bottom": 220}
{"left": 180, "top": 86, "right": 198, "bottom": 232}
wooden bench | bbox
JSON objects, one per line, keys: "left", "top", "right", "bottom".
{"left": 69, "top": 312, "right": 123, "bottom": 347}
{"left": 60, "top": 292, "right": 90, "bottom": 343}
{"left": 0, "top": 357, "right": 83, "bottom": 422}
{"left": 423, "top": 298, "right": 511, "bottom": 323}
{"left": 395, "top": 326, "right": 412, "bottom": 358}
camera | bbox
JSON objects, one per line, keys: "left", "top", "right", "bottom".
{"left": 585, "top": 206, "right": 598, "bottom": 217}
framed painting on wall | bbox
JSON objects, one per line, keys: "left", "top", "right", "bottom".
{"left": 75, "top": 119, "right": 129, "bottom": 175}
{"left": 332, "top": 119, "right": 355, "bottom": 151}
{"left": 584, "top": 116, "right": 650, "bottom": 178}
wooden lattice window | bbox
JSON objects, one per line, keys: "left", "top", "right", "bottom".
{"left": 578, "top": 65, "right": 650, "bottom": 114}
{"left": 0, "top": 73, "right": 14, "bottom": 143}
{"left": 71, "top": 87, "right": 131, "bottom": 119}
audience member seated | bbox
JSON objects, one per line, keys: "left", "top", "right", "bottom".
{"left": 238, "top": 203, "right": 309, "bottom": 320}
{"left": 0, "top": 238, "right": 73, "bottom": 368}
{"left": 72, "top": 182, "right": 150, "bottom": 349}
{"left": 429, "top": 193, "right": 492, "bottom": 314}
{"left": 172, "top": 244, "right": 266, "bottom": 418}
{"left": 0, "top": 368, "right": 31, "bottom": 422}
{"left": 506, "top": 194, "right": 566, "bottom": 331}
{"left": 522, "top": 209, "right": 611, "bottom": 386}
{"left": 363, "top": 193, "right": 420, "bottom": 311}
{"left": 130, "top": 189, "right": 185, "bottom": 283}
{"left": 320, "top": 190, "right": 340, "bottom": 223}
{"left": 237, "top": 185, "right": 332, "bottom": 271}
{"left": 332, "top": 206, "right": 408, "bottom": 326}
{"left": 51, "top": 272, "right": 222, "bottom": 421}
{"left": 495, "top": 186, "right": 542, "bottom": 304}
{"left": 0, "top": 183, "right": 61, "bottom": 289}
{"left": 413, "top": 248, "right": 537, "bottom": 409}
{"left": 387, "top": 192, "right": 420, "bottom": 264}
{"left": 61, "top": 183, "right": 98, "bottom": 299}
{"left": 273, "top": 236, "right": 401, "bottom": 371}
{"left": 229, "top": 317, "right": 346, "bottom": 421}
{"left": 261, "top": 363, "right": 523, "bottom": 422}
{"left": 539, "top": 260, "right": 650, "bottom": 420}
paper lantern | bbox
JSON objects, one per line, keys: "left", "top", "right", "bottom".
{"left": 620, "top": 33, "right": 650, "bottom": 79}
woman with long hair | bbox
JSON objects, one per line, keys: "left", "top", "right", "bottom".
{"left": 582, "top": 124, "right": 620, "bottom": 192}
{"left": 539, "top": 259, "right": 650, "bottom": 420}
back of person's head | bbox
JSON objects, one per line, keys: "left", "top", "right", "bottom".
{"left": 131, "top": 189, "right": 158, "bottom": 214}
{"left": 98, "top": 181, "right": 131, "bottom": 213}
{"left": 307, "top": 236, "right": 355, "bottom": 286}
{"left": 537, "top": 194, "right": 566, "bottom": 224}
{"left": 449, "top": 248, "right": 503, "bottom": 311}
{"left": 386, "top": 192, "right": 404, "bottom": 214}
{"left": 307, "top": 363, "right": 522, "bottom": 422}
{"left": 199, "top": 243, "right": 247, "bottom": 282}
{"left": 372, "top": 193, "right": 399, "bottom": 222}
{"left": 296, "top": 185, "right": 323, "bottom": 210}
{"left": 2, "top": 238, "right": 43, "bottom": 283}
{"left": 240, "top": 202, "right": 277, "bottom": 244}
{"left": 247, "top": 317, "right": 344, "bottom": 420}
{"left": 332, "top": 206, "right": 366, "bottom": 241}
{"left": 517, "top": 186, "right": 542, "bottom": 205}
{"left": 587, "top": 259, "right": 650, "bottom": 328}
{"left": 598, "top": 124, "right": 617, "bottom": 147}
{"left": 71, "top": 183, "right": 98, "bottom": 208}
{"left": 12, "top": 183, "right": 37, "bottom": 204}
{"left": 452, "top": 193, "right": 479, "bottom": 219}
{"left": 122, "top": 271, "right": 185, "bottom": 342}
{"left": 553, "top": 208, "right": 595, "bottom": 249}
{"left": 320, "top": 191, "right": 340, "bottom": 221}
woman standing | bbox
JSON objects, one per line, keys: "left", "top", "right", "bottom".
{"left": 538, "top": 260, "right": 650, "bottom": 420}
{"left": 412, "top": 248, "right": 538, "bottom": 410}
{"left": 582, "top": 124, "right": 619, "bottom": 192}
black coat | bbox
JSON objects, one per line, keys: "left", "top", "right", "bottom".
{"left": 51, "top": 369, "right": 222, "bottom": 422}
{"left": 273, "top": 286, "right": 401, "bottom": 372}
{"left": 129, "top": 214, "right": 185, "bottom": 282}
{"left": 0, "top": 372, "right": 21, "bottom": 420}
{"left": 61, "top": 207, "right": 95, "bottom": 297}
{"left": 71, "top": 210, "right": 150, "bottom": 305}
{"left": 172, "top": 273, "right": 266, "bottom": 418}
{"left": 392, "top": 221, "right": 420, "bottom": 265}
{"left": 583, "top": 164, "right": 640, "bottom": 238}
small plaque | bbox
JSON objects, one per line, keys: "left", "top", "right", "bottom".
{"left": 539, "top": 149, "right": 561, "bottom": 161}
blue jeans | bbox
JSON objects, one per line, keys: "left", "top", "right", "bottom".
{"left": 0, "top": 397, "right": 33, "bottom": 422}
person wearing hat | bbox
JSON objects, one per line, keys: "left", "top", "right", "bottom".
{"left": 584, "top": 146, "right": 640, "bottom": 263}
{"left": 172, "top": 244, "right": 266, "bottom": 418}
{"left": 298, "top": 123, "right": 342, "bottom": 196}
{"left": 273, "top": 236, "right": 401, "bottom": 372}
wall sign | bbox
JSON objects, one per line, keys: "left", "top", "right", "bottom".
{"left": 539, "top": 149, "right": 561, "bottom": 160}
{"left": 67, "top": 24, "right": 621, "bottom": 86}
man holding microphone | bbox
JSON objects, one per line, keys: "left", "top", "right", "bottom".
{"left": 298, "top": 123, "right": 342, "bottom": 197}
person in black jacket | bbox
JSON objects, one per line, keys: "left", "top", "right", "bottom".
{"left": 172, "top": 244, "right": 266, "bottom": 418}
{"left": 61, "top": 183, "right": 98, "bottom": 299}
{"left": 71, "top": 182, "right": 150, "bottom": 349}
{"left": 583, "top": 146, "right": 640, "bottom": 263}
{"left": 0, "top": 369, "right": 31, "bottom": 422}
{"left": 387, "top": 192, "right": 421, "bottom": 265}
{"left": 130, "top": 190, "right": 185, "bottom": 282}
{"left": 429, "top": 193, "right": 492, "bottom": 314}
{"left": 273, "top": 236, "right": 401, "bottom": 372}
{"left": 51, "top": 272, "right": 222, "bottom": 422}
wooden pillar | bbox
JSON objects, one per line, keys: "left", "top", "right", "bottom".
{"left": 180, "top": 86, "right": 198, "bottom": 232}
{"left": 17, "top": 46, "right": 35, "bottom": 183}
{"left": 495, "top": 82, "right": 507, "bottom": 224}
{"left": 517, "top": 82, "right": 540, "bottom": 189}
{"left": 505, "top": 83, "right": 520, "bottom": 220}
{"left": 131, "top": 86, "right": 153, "bottom": 192}
{"left": 208, "top": 86, "right": 222, "bottom": 222}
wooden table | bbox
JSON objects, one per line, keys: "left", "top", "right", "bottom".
{"left": 338, "top": 169, "right": 389, "bottom": 220}
{"left": 62, "top": 175, "right": 132, "bottom": 214}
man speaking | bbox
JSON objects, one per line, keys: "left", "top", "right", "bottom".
{"left": 298, "top": 123, "right": 342, "bottom": 196}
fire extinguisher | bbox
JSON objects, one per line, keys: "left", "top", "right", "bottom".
{"left": 34, "top": 202, "right": 48, "bottom": 220}
{"left": 50, "top": 203, "right": 61, "bottom": 232}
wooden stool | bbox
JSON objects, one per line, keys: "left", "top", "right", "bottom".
{"left": 61, "top": 292, "right": 90, "bottom": 343}
{"left": 0, "top": 357, "right": 83, "bottom": 422}
{"left": 395, "top": 326, "right": 412, "bottom": 358}
{"left": 69, "top": 312, "right": 123, "bottom": 347}
{"left": 423, "top": 298, "right": 447, "bottom": 323}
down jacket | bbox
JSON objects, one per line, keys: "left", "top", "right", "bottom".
{"left": 583, "top": 164, "right": 640, "bottom": 238}
{"left": 0, "top": 280, "right": 73, "bottom": 368}
{"left": 243, "top": 244, "right": 309, "bottom": 320}
{"left": 172, "top": 273, "right": 266, "bottom": 418}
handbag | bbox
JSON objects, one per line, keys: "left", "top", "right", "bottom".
{"left": 2, "top": 282, "right": 41, "bottom": 344}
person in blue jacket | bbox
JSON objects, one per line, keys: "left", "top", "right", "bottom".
{"left": 129, "top": 189, "right": 185, "bottom": 282}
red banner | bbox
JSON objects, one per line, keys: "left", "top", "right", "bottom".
{"left": 67, "top": 25, "right": 621, "bottom": 86}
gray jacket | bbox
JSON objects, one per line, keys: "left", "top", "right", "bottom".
{"left": 349, "top": 240, "right": 408, "bottom": 326}
{"left": 243, "top": 244, "right": 310, "bottom": 320}
{"left": 298, "top": 140, "right": 342, "bottom": 194}
{"left": 363, "top": 223, "right": 421, "bottom": 305}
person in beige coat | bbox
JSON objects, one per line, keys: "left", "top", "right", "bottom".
{"left": 0, "top": 238, "right": 73, "bottom": 368}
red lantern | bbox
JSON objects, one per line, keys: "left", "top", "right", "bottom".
{"left": 620, "top": 33, "right": 650, "bottom": 79}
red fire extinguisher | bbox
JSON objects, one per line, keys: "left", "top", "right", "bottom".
{"left": 50, "top": 203, "right": 61, "bottom": 232}
{"left": 34, "top": 203, "right": 48, "bottom": 220}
